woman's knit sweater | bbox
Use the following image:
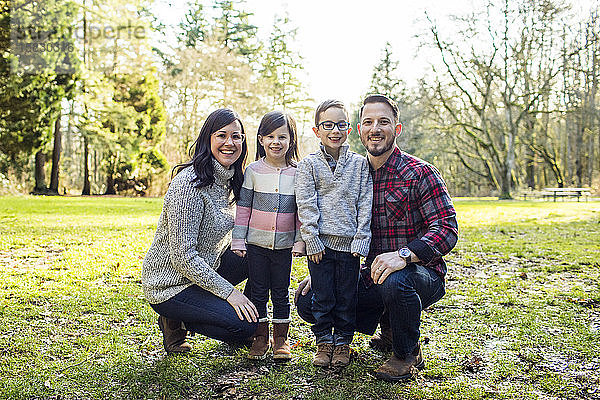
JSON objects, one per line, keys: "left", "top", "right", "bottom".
{"left": 142, "top": 160, "right": 237, "bottom": 304}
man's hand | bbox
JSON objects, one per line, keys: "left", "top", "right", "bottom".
{"left": 232, "top": 250, "right": 246, "bottom": 258}
{"left": 226, "top": 288, "right": 258, "bottom": 322}
{"left": 294, "top": 275, "right": 311, "bottom": 305}
{"left": 370, "top": 251, "right": 406, "bottom": 284}
{"left": 308, "top": 250, "right": 325, "bottom": 264}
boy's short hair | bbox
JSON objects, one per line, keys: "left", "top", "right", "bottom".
{"left": 314, "top": 99, "right": 348, "bottom": 127}
{"left": 360, "top": 94, "right": 399, "bottom": 123}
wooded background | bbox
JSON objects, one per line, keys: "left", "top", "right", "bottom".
{"left": 1, "top": 0, "right": 598, "bottom": 199}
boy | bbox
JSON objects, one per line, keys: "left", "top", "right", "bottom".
{"left": 295, "top": 99, "right": 373, "bottom": 368}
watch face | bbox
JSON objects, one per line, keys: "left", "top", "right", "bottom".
{"left": 399, "top": 248, "right": 411, "bottom": 258}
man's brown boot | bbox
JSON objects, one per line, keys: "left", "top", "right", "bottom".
{"left": 247, "top": 321, "right": 270, "bottom": 360}
{"left": 313, "top": 343, "right": 334, "bottom": 367}
{"left": 369, "top": 312, "right": 393, "bottom": 352}
{"left": 272, "top": 322, "right": 292, "bottom": 361}
{"left": 374, "top": 344, "right": 425, "bottom": 382}
{"left": 331, "top": 344, "right": 352, "bottom": 368}
{"left": 158, "top": 316, "right": 192, "bottom": 354}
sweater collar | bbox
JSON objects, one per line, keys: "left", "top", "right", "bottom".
{"left": 213, "top": 158, "right": 235, "bottom": 185}
{"left": 319, "top": 143, "right": 350, "bottom": 162}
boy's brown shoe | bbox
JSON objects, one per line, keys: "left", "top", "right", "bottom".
{"left": 331, "top": 344, "right": 352, "bottom": 368}
{"left": 374, "top": 345, "right": 425, "bottom": 382}
{"left": 247, "top": 322, "right": 270, "bottom": 360}
{"left": 313, "top": 343, "right": 334, "bottom": 367}
{"left": 158, "top": 316, "right": 192, "bottom": 354}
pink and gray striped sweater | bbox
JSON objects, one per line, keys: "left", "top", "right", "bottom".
{"left": 232, "top": 158, "right": 305, "bottom": 254}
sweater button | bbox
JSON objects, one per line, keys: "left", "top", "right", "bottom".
{"left": 272, "top": 226, "right": 275, "bottom": 230}
{"left": 275, "top": 188, "right": 278, "bottom": 192}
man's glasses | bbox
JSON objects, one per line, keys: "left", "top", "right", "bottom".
{"left": 212, "top": 132, "right": 246, "bottom": 144}
{"left": 318, "top": 121, "right": 351, "bottom": 131}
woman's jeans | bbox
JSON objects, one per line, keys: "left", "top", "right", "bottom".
{"left": 308, "top": 248, "right": 360, "bottom": 346}
{"left": 150, "top": 249, "right": 257, "bottom": 344}
{"left": 247, "top": 244, "right": 292, "bottom": 321}
{"left": 297, "top": 263, "right": 445, "bottom": 357}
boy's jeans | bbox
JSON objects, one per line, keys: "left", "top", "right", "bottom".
{"left": 308, "top": 247, "right": 359, "bottom": 345}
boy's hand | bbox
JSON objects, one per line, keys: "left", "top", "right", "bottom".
{"left": 308, "top": 250, "right": 325, "bottom": 264}
{"left": 232, "top": 250, "right": 246, "bottom": 258}
{"left": 352, "top": 252, "right": 360, "bottom": 257}
{"left": 292, "top": 251, "right": 304, "bottom": 257}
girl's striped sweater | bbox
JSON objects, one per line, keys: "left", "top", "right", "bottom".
{"left": 232, "top": 158, "right": 304, "bottom": 254}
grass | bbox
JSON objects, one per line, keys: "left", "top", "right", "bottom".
{"left": 1, "top": 196, "right": 599, "bottom": 399}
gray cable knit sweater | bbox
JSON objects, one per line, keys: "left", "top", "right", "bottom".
{"left": 142, "top": 160, "right": 236, "bottom": 304}
{"left": 295, "top": 144, "right": 373, "bottom": 257}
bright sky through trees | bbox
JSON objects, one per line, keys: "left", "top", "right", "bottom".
{"left": 153, "top": 0, "right": 473, "bottom": 106}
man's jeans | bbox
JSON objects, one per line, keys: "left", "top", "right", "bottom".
{"left": 297, "top": 263, "right": 445, "bottom": 357}
{"left": 150, "top": 249, "right": 257, "bottom": 344}
{"left": 308, "top": 248, "right": 359, "bottom": 345}
{"left": 247, "top": 244, "right": 292, "bottom": 321}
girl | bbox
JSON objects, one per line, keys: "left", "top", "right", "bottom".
{"left": 231, "top": 111, "right": 305, "bottom": 360}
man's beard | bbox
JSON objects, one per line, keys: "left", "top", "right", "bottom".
{"left": 365, "top": 137, "right": 395, "bottom": 157}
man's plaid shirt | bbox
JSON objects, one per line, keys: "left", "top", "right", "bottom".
{"left": 366, "top": 148, "right": 458, "bottom": 278}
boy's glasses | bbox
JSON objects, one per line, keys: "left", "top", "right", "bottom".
{"left": 318, "top": 121, "right": 351, "bottom": 131}
{"left": 212, "top": 132, "right": 246, "bottom": 144}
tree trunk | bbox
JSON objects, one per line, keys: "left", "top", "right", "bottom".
{"left": 105, "top": 173, "right": 116, "bottom": 195}
{"left": 49, "top": 115, "right": 62, "bottom": 194}
{"left": 82, "top": 136, "right": 91, "bottom": 195}
{"left": 34, "top": 151, "right": 47, "bottom": 193}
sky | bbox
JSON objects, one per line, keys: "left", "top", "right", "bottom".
{"left": 154, "top": 0, "right": 476, "bottom": 107}
{"left": 154, "top": 0, "right": 597, "bottom": 107}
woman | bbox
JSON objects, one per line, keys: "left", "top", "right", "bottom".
{"left": 142, "top": 108, "right": 259, "bottom": 353}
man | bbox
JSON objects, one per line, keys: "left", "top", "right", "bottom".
{"left": 295, "top": 94, "right": 458, "bottom": 382}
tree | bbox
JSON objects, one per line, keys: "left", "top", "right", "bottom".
{"left": 423, "top": 0, "right": 565, "bottom": 198}
{"left": 260, "top": 13, "right": 306, "bottom": 110}
{"left": 0, "top": 0, "right": 79, "bottom": 192}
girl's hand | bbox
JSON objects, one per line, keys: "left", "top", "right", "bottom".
{"left": 308, "top": 250, "right": 325, "bottom": 264}
{"left": 232, "top": 250, "right": 246, "bottom": 257}
{"left": 226, "top": 288, "right": 258, "bottom": 322}
{"left": 352, "top": 252, "right": 360, "bottom": 257}
{"left": 292, "top": 251, "right": 304, "bottom": 257}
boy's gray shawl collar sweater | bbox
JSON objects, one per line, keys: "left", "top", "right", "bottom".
{"left": 295, "top": 143, "right": 373, "bottom": 257}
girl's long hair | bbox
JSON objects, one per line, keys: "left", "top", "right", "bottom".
{"left": 172, "top": 108, "right": 247, "bottom": 202}
{"left": 255, "top": 111, "right": 300, "bottom": 167}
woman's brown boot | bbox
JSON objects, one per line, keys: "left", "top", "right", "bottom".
{"left": 272, "top": 322, "right": 292, "bottom": 361}
{"left": 247, "top": 321, "right": 270, "bottom": 360}
{"left": 158, "top": 315, "right": 192, "bottom": 354}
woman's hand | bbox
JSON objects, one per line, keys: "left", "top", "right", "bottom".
{"left": 226, "top": 288, "right": 258, "bottom": 322}
{"left": 232, "top": 250, "right": 246, "bottom": 257}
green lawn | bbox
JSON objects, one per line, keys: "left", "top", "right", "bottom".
{"left": 1, "top": 196, "right": 599, "bottom": 399}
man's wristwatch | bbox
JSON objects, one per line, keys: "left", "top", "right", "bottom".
{"left": 398, "top": 247, "right": 411, "bottom": 264}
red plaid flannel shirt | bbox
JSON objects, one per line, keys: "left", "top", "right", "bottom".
{"left": 366, "top": 148, "right": 458, "bottom": 278}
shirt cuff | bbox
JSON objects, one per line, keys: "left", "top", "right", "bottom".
{"left": 304, "top": 236, "right": 325, "bottom": 255}
{"left": 230, "top": 239, "right": 247, "bottom": 251}
{"left": 407, "top": 239, "right": 436, "bottom": 265}
{"left": 351, "top": 238, "right": 370, "bottom": 257}
{"left": 292, "top": 240, "right": 306, "bottom": 255}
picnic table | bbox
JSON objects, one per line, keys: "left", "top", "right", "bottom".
{"left": 541, "top": 187, "right": 591, "bottom": 202}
